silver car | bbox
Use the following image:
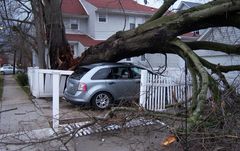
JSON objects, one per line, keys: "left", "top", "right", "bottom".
{"left": 64, "top": 63, "right": 145, "bottom": 109}
{"left": 0, "top": 66, "right": 24, "bottom": 75}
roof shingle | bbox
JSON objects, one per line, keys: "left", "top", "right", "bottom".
{"left": 61, "top": 0, "right": 88, "bottom": 15}
{"left": 66, "top": 34, "right": 103, "bottom": 47}
{"left": 86, "top": 0, "right": 157, "bottom": 14}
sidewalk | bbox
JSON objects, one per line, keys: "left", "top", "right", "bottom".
{"left": 0, "top": 75, "right": 50, "bottom": 134}
{"left": 0, "top": 75, "right": 67, "bottom": 151}
{"left": 0, "top": 74, "right": 108, "bottom": 132}
{"left": 0, "top": 75, "right": 104, "bottom": 151}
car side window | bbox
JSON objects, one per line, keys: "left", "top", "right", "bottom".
{"left": 130, "top": 67, "right": 141, "bottom": 79}
{"left": 108, "top": 67, "right": 130, "bottom": 79}
{"left": 91, "top": 68, "right": 111, "bottom": 80}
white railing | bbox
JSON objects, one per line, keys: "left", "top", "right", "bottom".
{"left": 27, "top": 67, "right": 73, "bottom": 98}
{"left": 27, "top": 67, "right": 73, "bottom": 129}
{"left": 140, "top": 70, "right": 192, "bottom": 112}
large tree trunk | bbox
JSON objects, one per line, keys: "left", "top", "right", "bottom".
{"left": 42, "top": 0, "right": 73, "bottom": 69}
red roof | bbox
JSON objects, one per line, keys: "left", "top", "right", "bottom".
{"left": 61, "top": 0, "right": 87, "bottom": 15}
{"left": 86, "top": 0, "right": 157, "bottom": 14}
{"left": 66, "top": 34, "right": 103, "bottom": 47}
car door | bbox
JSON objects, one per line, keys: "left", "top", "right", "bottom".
{"left": 106, "top": 67, "right": 137, "bottom": 100}
{"left": 6, "top": 66, "right": 13, "bottom": 74}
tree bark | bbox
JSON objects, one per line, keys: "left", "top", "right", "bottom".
{"left": 31, "top": 0, "right": 47, "bottom": 69}
{"left": 42, "top": 0, "right": 73, "bottom": 69}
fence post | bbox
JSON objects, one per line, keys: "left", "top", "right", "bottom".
{"left": 34, "top": 67, "right": 40, "bottom": 98}
{"left": 27, "top": 67, "right": 33, "bottom": 92}
{"left": 52, "top": 71, "right": 60, "bottom": 129}
{"left": 140, "top": 70, "right": 147, "bottom": 108}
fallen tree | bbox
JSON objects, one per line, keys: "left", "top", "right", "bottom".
{"left": 68, "top": 0, "right": 240, "bottom": 128}
{"left": 14, "top": 0, "right": 240, "bottom": 128}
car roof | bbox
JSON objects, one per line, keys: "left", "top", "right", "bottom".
{"left": 75, "top": 62, "right": 157, "bottom": 75}
{"left": 79, "top": 62, "right": 136, "bottom": 69}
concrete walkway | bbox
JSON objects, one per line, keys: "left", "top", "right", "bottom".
{"left": 0, "top": 75, "right": 68, "bottom": 151}
{"left": 0, "top": 75, "right": 50, "bottom": 134}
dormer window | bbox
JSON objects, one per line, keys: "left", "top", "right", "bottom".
{"left": 98, "top": 13, "right": 107, "bottom": 22}
{"left": 193, "top": 30, "right": 199, "bottom": 36}
{"left": 70, "top": 18, "right": 79, "bottom": 30}
{"left": 141, "top": 55, "right": 146, "bottom": 61}
{"left": 71, "top": 24, "right": 78, "bottom": 30}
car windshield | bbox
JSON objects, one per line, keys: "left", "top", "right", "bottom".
{"left": 70, "top": 67, "right": 90, "bottom": 80}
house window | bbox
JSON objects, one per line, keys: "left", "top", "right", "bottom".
{"left": 69, "top": 18, "right": 79, "bottom": 30}
{"left": 71, "top": 24, "right": 78, "bottom": 30}
{"left": 141, "top": 55, "right": 145, "bottom": 61}
{"left": 130, "top": 23, "right": 135, "bottom": 29}
{"left": 98, "top": 13, "right": 107, "bottom": 22}
{"left": 126, "top": 58, "right": 131, "bottom": 61}
{"left": 193, "top": 30, "right": 199, "bottom": 36}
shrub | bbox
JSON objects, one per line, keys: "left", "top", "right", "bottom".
{"left": 16, "top": 73, "right": 29, "bottom": 86}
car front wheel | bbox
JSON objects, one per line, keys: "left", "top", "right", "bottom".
{"left": 92, "top": 92, "right": 112, "bottom": 109}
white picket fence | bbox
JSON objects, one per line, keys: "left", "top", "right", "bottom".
{"left": 27, "top": 67, "right": 73, "bottom": 129}
{"left": 140, "top": 70, "right": 192, "bottom": 112}
{"left": 27, "top": 67, "right": 73, "bottom": 98}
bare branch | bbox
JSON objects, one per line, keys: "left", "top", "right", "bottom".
{"left": 186, "top": 41, "right": 240, "bottom": 55}
{"left": 199, "top": 56, "right": 240, "bottom": 73}
{"left": 1, "top": 17, "right": 33, "bottom": 25}
{"left": 15, "top": 0, "right": 32, "bottom": 12}
{"left": 147, "top": 0, "right": 177, "bottom": 23}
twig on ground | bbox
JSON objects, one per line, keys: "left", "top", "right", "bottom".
{"left": 0, "top": 107, "right": 17, "bottom": 113}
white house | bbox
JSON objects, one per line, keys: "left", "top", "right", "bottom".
{"left": 177, "top": 1, "right": 240, "bottom": 81}
{"left": 167, "top": 1, "right": 240, "bottom": 81}
{"left": 60, "top": 0, "right": 239, "bottom": 82}
{"left": 61, "top": 0, "right": 157, "bottom": 61}
{"left": 145, "top": 1, "right": 240, "bottom": 81}
{"left": 195, "top": 27, "right": 240, "bottom": 82}
{"left": 61, "top": 0, "right": 201, "bottom": 71}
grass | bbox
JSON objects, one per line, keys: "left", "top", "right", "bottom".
{"left": 0, "top": 75, "right": 3, "bottom": 100}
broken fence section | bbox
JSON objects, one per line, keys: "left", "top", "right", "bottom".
{"left": 62, "top": 118, "right": 166, "bottom": 137}
{"left": 140, "top": 70, "right": 192, "bottom": 112}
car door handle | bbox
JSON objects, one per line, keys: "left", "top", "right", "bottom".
{"left": 108, "top": 82, "right": 115, "bottom": 85}
{"left": 136, "top": 81, "right": 140, "bottom": 84}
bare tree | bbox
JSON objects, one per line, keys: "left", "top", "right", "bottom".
{"left": 0, "top": 0, "right": 34, "bottom": 68}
